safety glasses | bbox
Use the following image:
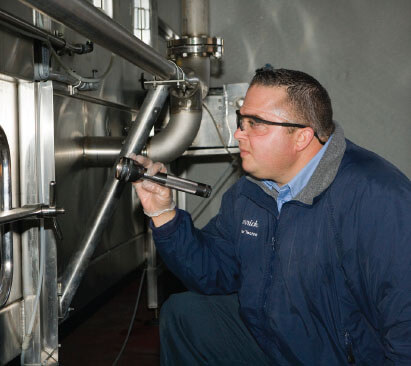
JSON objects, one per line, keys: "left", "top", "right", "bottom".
{"left": 236, "top": 110, "right": 325, "bottom": 144}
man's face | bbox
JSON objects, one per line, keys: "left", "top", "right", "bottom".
{"left": 234, "top": 85, "right": 298, "bottom": 183}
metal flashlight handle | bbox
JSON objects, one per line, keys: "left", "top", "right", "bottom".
{"left": 115, "top": 157, "right": 212, "bottom": 198}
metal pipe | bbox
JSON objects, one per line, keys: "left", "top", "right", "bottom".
{"left": 0, "top": 126, "right": 13, "bottom": 308}
{"left": 82, "top": 89, "right": 203, "bottom": 166}
{"left": 145, "top": 87, "right": 203, "bottom": 163}
{"left": 158, "top": 17, "right": 180, "bottom": 41}
{"left": 146, "top": 109, "right": 202, "bottom": 163}
{"left": 0, "top": 205, "right": 65, "bottom": 225}
{"left": 182, "top": 0, "right": 209, "bottom": 36}
{"left": 0, "top": 8, "right": 86, "bottom": 54}
{"left": 83, "top": 136, "right": 123, "bottom": 167}
{"left": 59, "top": 85, "right": 169, "bottom": 318}
{"left": 0, "top": 206, "right": 40, "bottom": 224}
{"left": 21, "top": 0, "right": 178, "bottom": 80}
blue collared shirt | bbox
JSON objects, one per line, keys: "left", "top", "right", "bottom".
{"left": 263, "top": 135, "right": 333, "bottom": 213}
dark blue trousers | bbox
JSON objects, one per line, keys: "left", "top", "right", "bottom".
{"left": 160, "top": 291, "right": 271, "bottom": 365}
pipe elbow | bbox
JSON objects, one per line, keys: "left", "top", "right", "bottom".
{"left": 145, "top": 88, "right": 202, "bottom": 163}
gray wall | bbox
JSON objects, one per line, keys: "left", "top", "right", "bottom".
{"left": 208, "top": 0, "right": 411, "bottom": 177}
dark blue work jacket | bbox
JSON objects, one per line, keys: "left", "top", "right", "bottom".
{"left": 153, "top": 140, "right": 411, "bottom": 365}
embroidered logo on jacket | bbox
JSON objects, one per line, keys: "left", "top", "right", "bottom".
{"left": 241, "top": 219, "right": 259, "bottom": 237}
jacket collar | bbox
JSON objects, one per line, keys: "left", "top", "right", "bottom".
{"left": 245, "top": 122, "right": 346, "bottom": 206}
{"left": 241, "top": 178, "right": 279, "bottom": 217}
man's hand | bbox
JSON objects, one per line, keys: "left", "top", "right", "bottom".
{"left": 130, "top": 154, "right": 176, "bottom": 227}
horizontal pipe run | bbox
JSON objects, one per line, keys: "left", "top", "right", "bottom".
{"left": 82, "top": 136, "right": 240, "bottom": 167}
{"left": 0, "top": 206, "right": 40, "bottom": 224}
{"left": 20, "top": 0, "right": 178, "bottom": 80}
{"left": 83, "top": 136, "right": 123, "bottom": 167}
{"left": 0, "top": 205, "right": 65, "bottom": 225}
{"left": 0, "top": 9, "right": 84, "bottom": 53}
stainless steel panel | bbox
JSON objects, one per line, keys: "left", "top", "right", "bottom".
{"left": 0, "top": 301, "right": 23, "bottom": 366}
{"left": 16, "top": 80, "right": 59, "bottom": 365}
{"left": 18, "top": 80, "right": 41, "bottom": 365}
{"left": 0, "top": 75, "right": 23, "bottom": 366}
{"left": 54, "top": 95, "right": 143, "bottom": 259}
{"left": 191, "top": 83, "right": 248, "bottom": 149}
{"left": 0, "top": 75, "right": 22, "bottom": 306}
{"left": 53, "top": 92, "right": 147, "bottom": 312}
{"left": 0, "top": 0, "right": 33, "bottom": 24}
{"left": 0, "top": 29, "right": 34, "bottom": 81}
{"left": 0, "top": 125, "right": 13, "bottom": 308}
{"left": 0, "top": 2, "right": 34, "bottom": 80}
{"left": 37, "top": 81, "right": 59, "bottom": 365}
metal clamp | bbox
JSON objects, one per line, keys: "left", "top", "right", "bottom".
{"left": 167, "top": 36, "right": 224, "bottom": 59}
{"left": 68, "top": 80, "right": 82, "bottom": 95}
{"left": 144, "top": 77, "right": 187, "bottom": 88}
{"left": 144, "top": 60, "right": 198, "bottom": 91}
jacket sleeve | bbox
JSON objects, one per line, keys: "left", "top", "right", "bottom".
{"left": 357, "top": 178, "right": 411, "bottom": 364}
{"left": 151, "top": 187, "right": 241, "bottom": 295}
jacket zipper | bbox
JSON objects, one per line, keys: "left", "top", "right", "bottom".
{"left": 261, "top": 216, "right": 277, "bottom": 319}
{"left": 344, "top": 330, "right": 356, "bottom": 364}
{"left": 261, "top": 209, "right": 281, "bottom": 325}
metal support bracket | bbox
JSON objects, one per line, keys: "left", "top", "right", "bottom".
{"left": 0, "top": 181, "right": 65, "bottom": 239}
{"left": 143, "top": 60, "right": 196, "bottom": 91}
{"left": 34, "top": 41, "right": 51, "bottom": 81}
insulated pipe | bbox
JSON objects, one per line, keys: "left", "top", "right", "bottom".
{"left": 59, "top": 86, "right": 169, "bottom": 318}
{"left": 20, "top": 0, "right": 178, "bottom": 80}
{"left": 0, "top": 126, "right": 13, "bottom": 308}
{"left": 182, "top": 0, "right": 209, "bottom": 36}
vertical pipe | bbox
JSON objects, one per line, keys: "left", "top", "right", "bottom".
{"left": 59, "top": 85, "right": 169, "bottom": 318}
{"left": 182, "top": 0, "right": 209, "bottom": 36}
{"left": 0, "top": 126, "right": 13, "bottom": 308}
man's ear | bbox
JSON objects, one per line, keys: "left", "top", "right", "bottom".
{"left": 294, "top": 127, "right": 315, "bottom": 152}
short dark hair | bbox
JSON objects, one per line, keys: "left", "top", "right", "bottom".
{"left": 250, "top": 66, "right": 335, "bottom": 139}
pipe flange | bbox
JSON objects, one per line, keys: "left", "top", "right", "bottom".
{"left": 167, "top": 36, "right": 224, "bottom": 59}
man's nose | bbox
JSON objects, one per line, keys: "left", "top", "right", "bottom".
{"left": 234, "top": 126, "right": 247, "bottom": 141}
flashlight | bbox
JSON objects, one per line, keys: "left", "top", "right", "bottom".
{"left": 115, "top": 157, "right": 212, "bottom": 198}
